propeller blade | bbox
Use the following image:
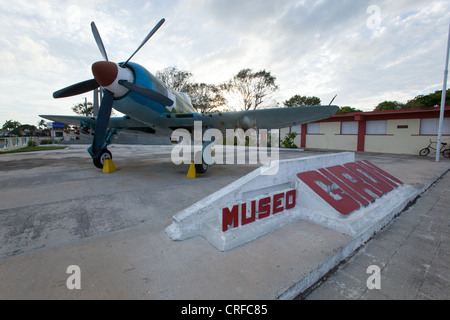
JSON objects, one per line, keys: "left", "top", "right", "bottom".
{"left": 118, "top": 80, "right": 173, "bottom": 106}
{"left": 91, "top": 90, "right": 114, "bottom": 156}
{"left": 53, "top": 79, "right": 99, "bottom": 99}
{"left": 122, "top": 18, "right": 165, "bottom": 67}
{"left": 91, "top": 21, "right": 108, "bottom": 61}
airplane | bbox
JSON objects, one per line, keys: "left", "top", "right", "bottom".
{"left": 40, "top": 18, "right": 339, "bottom": 174}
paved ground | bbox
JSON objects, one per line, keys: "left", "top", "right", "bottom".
{"left": 0, "top": 145, "right": 448, "bottom": 299}
{"left": 0, "top": 145, "right": 301, "bottom": 258}
{"left": 303, "top": 170, "right": 450, "bottom": 300}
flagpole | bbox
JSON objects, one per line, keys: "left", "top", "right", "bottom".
{"left": 436, "top": 21, "right": 450, "bottom": 162}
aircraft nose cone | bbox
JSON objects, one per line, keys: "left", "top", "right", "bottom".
{"left": 92, "top": 61, "right": 118, "bottom": 87}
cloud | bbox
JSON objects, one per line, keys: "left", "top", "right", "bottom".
{"left": 1, "top": 0, "right": 450, "bottom": 126}
{"left": 172, "top": 0, "right": 450, "bottom": 109}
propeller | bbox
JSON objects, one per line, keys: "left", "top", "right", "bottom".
{"left": 91, "top": 22, "right": 108, "bottom": 61}
{"left": 53, "top": 18, "right": 168, "bottom": 102}
{"left": 122, "top": 18, "right": 165, "bottom": 67}
{"left": 90, "top": 89, "right": 114, "bottom": 157}
{"left": 53, "top": 79, "right": 99, "bottom": 99}
{"left": 52, "top": 18, "right": 172, "bottom": 162}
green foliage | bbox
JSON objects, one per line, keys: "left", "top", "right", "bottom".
{"left": 374, "top": 101, "right": 405, "bottom": 111}
{"left": 337, "top": 106, "right": 363, "bottom": 113}
{"left": 27, "top": 140, "right": 37, "bottom": 147}
{"left": 283, "top": 95, "right": 321, "bottom": 107}
{"left": 10, "top": 127, "right": 23, "bottom": 136}
{"left": 2, "top": 120, "right": 21, "bottom": 131}
{"left": 373, "top": 90, "right": 450, "bottom": 111}
{"left": 1, "top": 120, "right": 42, "bottom": 137}
{"left": 39, "top": 139, "right": 54, "bottom": 145}
{"left": 281, "top": 132, "right": 298, "bottom": 149}
{"left": 21, "top": 124, "right": 37, "bottom": 132}
{"left": 72, "top": 101, "right": 94, "bottom": 116}
{"left": 405, "top": 89, "right": 450, "bottom": 109}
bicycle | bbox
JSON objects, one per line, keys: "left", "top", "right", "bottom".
{"left": 419, "top": 139, "right": 450, "bottom": 158}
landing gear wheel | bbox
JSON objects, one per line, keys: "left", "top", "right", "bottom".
{"left": 195, "top": 158, "right": 209, "bottom": 174}
{"left": 93, "top": 149, "right": 112, "bottom": 169}
{"left": 419, "top": 148, "right": 430, "bottom": 156}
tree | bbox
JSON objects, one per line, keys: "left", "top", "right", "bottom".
{"left": 189, "top": 83, "right": 226, "bottom": 114}
{"left": 337, "top": 106, "right": 363, "bottom": 113}
{"left": 2, "top": 119, "right": 21, "bottom": 131}
{"left": 156, "top": 66, "right": 227, "bottom": 114}
{"left": 1, "top": 121, "right": 39, "bottom": 136}
{"left": 72, "top": 100, "right": 93, "bottom": 116}
{"left": 20, "top": 124, "right": 38, "bottom": 135}
{"left": 372, "top": 90, "right": 450, "bottom": 111}
{"left": 224, "top": 68, "right": 278, "bottom": 111}
{"left": 281, "top": 132, "right": 298, "bottom": 149}
{"left": 156, "top": 67, "right": 193, "bottom": 93}
{"left": 283, "top": 95, "right": 321, "bottom": 107}
{"left": 405, "top": 89, "right": 450, "bottom": 109}
{"left": 373, "top": 101, "right": 405, "bottom": 111}
{"left": 37, "top": 119, "right": 47, "bottom": 130}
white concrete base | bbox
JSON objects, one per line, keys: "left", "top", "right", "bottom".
{"left": 166, "top": 152, "right": 355, "bottom": 251}
{"left": 296, "top": 180, "right": 417, "bottom": 237}
{"left": 165, "top": 152, "right": 417, "bottom": 252}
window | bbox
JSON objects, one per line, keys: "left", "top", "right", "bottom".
{"left": 341, "top": 121, "right": 358, "bottom": 135}
{"left": 420, "top": 118, "right": 450, "bottom": 135}
{"left": 307, "top": 123, "right": 320, "bottom": 134}
{"left": 366, "top": 120, "right": 387, "bottom": 135}
{"left": 291, "top": 125, "right": 301, "bottom": 134}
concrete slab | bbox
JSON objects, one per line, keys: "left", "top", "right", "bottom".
{"left": 0, "top": 146, "right": 449, "bottom": 299}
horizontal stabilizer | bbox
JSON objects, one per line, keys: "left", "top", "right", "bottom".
{"left": 39, "top": 115, "right": 148, "bottom": 129}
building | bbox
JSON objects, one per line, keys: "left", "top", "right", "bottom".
{"left": 281, "top": 106, "right": 450, "bottom": 155}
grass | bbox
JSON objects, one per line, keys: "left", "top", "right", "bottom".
{"left": 0, "top": 146, "right": 67, "bottom": 154}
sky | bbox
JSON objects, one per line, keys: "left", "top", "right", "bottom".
{"left": 1, "top": 0, "right": 450, "bottom": 126}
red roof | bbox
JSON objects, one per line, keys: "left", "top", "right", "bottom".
{"left": 326, "top": 106, "right": 450, "bottom": 120}
{"left": 335, "top": 106, "right": 450, "bottom": 117}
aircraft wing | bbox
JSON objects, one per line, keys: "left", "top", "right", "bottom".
{"left": 222, "top": 105, "right": 340, "bottom": 129}
{"left": 166, "top": 105, "right": 340, "bottom": 132}
{"left": 39, "top": 115, "right": 149, "bottom": 129}
{"left": 41, "top": 105, "right": 339, "bottom": 135}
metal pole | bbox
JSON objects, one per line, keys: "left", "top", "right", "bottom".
{"left": 93, "top": 88, "right": 99, "bottom": 117}
{"left": 436, "top": 21, "right": 450, "bottom": 162}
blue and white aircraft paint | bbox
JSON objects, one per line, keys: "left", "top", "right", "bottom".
{"left": 41, "top": 18, "right": 339, "bottom": 173}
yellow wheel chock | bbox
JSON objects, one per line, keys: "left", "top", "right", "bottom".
{"left": 187, "top": 162, "right": 198, "bottom": 179}
{"left": 187, "top": 149, "right": 214, "bottom": 178}
{"left": 102, "top": 159, "right": 116, "bottom": 173}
